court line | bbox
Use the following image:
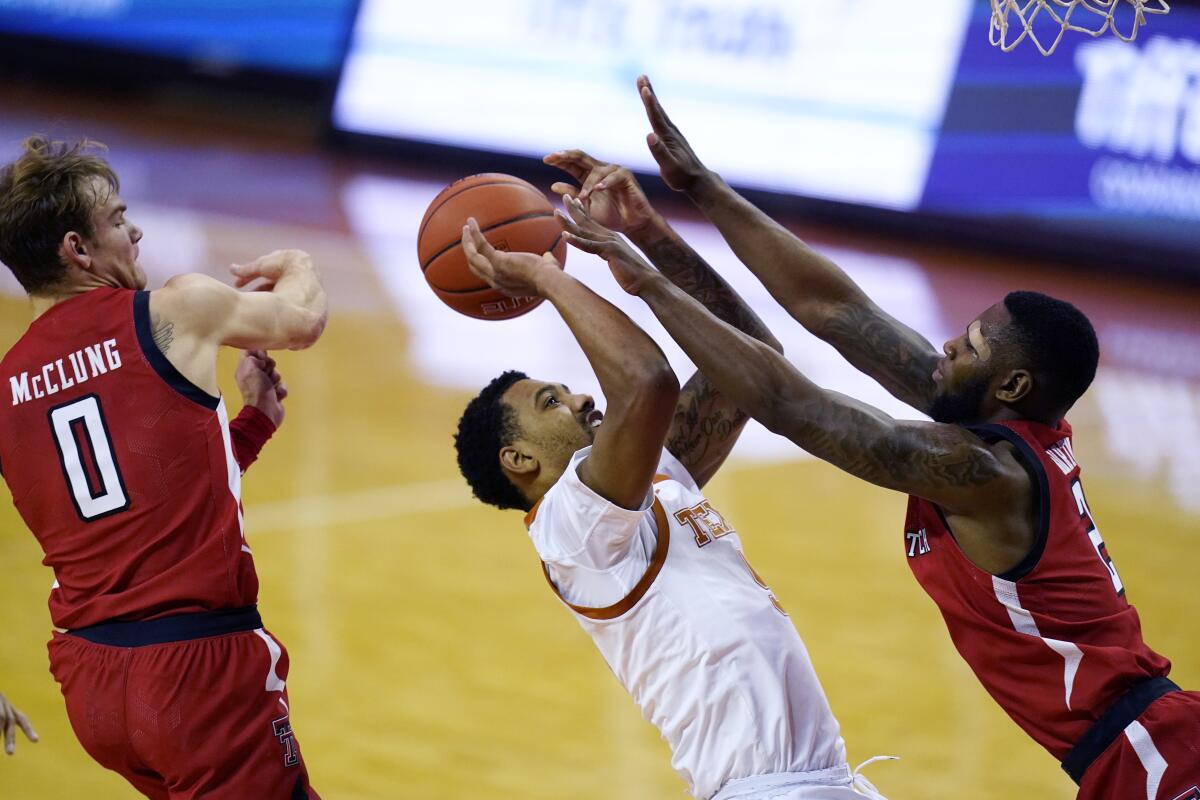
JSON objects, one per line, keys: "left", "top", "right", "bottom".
{"left": 245, "top": 478, "right": 474, "bottom": 533}
{"left": 243, "top": 459, "right": 809, "bottom": 534}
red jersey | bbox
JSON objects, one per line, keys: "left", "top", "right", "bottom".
{"left": 0, "top": 288, "right": 258, "bottom": 629}
{"left": 905, "top": 419, "right": 1171, "bottom": 760}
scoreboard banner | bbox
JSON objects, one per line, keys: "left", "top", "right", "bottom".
{"left": 919, "top": 2, "right": 1200, "bottom": 261}
{"left": 332, "top": 0, "right": 973, "bottom": 210}
{"left": 332, "top": 0, "right": 1200, "bottom": 273}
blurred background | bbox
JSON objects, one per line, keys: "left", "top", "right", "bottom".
{"left": 1, "top": 1, "right": 1197, "bottom": 798}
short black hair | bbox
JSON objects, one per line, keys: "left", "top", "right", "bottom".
{"left": 455, "top": 370, "right": 531, "bottom": 511}
{"left": 1003, "top": 291, "right": 1099, "bottom": 415}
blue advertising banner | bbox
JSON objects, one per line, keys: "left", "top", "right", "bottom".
{"left": 921, "top": 2, "right": 1200, "bottom": 260}
{"left": 0, "top": 0, "right": 354, "bottom": 76}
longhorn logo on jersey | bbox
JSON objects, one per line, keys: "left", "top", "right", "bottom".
{"left": 674, "top": 500, "right": 734, "bottom": 547}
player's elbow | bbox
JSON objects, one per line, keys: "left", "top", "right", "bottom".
{"left": 631, "top": 363, "right": 680, "bottom": 411}
{"left": 283, "top": 308, "right": 327, "bottom": 350}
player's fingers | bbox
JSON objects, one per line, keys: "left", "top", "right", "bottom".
{"left": 465, "top": 218, "right": 497, "bottom": 258}
{"left": 562, "top": 232, "right": 609, "bottom": 256}
{"left": 275, "top": 383, "right": 289, "bottom": 401}
{"left": 544, "top": 149, "right": 597, "bottom": 181}
{"left": 13, "top": 711, "right": 36, "bottom": 744}
{"left": 579, "top": 164, "right": 621, "bottom": 201}
{"left": 4, "top": 713, "right": 14, "bottom": 755}
{"left": 638, "top": 75, "right": 674, "bottom": 135}
{"left": 592, "top": 166, "right": 632, "bottom": 195}
{"left": 549, "top": 182, "right": 579, "bottom": 199}
{"left": 565, "top": 195, "right": 605, "bottom": 231}
{"left": 646, "top": 132, "right": 674, "bottom": 167}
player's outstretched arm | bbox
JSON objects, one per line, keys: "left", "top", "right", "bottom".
{"left": 546, "top": 150, "right": 780, "bottom": 487}
{"left": 155, "top": 249, "right": 327, "bottom": 353}
{"left": 565, "top": 199, "right": 1033, "bottom": 573}
{"left": 0, "top": 692, "right": 38, "bottom": 756}
{"left": 462, "top": 219, "right": 678, "bottom": 511}
{"left": 637, "top": 75, "right": 940, "bottom": 414}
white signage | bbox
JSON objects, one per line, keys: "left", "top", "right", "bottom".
{"left": 333, "top": 0, "right": 972, "bottom": 210}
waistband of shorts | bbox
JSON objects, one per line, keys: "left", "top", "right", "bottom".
{"left": 1061, "top": 675, "right": 1180, "bottom": 784}
{"left": 64, "top": 605, "right": 263, "bottom": 647}
{"left": 711, "top": 764, "right": 853, "bottom": 800}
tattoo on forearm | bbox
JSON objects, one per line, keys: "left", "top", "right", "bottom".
{"left": 641, "top": 236, "right": 776, "bottom": 347}
{"left": 818, "top": 304, "right": 938, "bottom": 411}
{"left": 152, "top": 321, "right": 175, "bottom": 354}
{"left": 666, "top": 374, "right": 748, "bottom": 475}
{"left": 785, "top": 398, "right": 999, "bottom": 491}
{"left": 643, "top": 235, "right": 768, "bottom": 481}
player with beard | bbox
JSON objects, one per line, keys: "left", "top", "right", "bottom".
{"left": 549, "top": 76, "right": 1198, "bottom": 800}
{"left": 454, "top": 157, "right": 891, "bottom": 800}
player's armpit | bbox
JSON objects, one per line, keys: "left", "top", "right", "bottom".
{"left": 814, "top": 299, "right": 941, "bottom": 414}
{"left": 665, "top": 372, "right": 748, "bottom": 489}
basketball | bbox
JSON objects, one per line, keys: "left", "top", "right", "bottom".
{"left": 418, "top": 173, "right": 567, "bottom": 320}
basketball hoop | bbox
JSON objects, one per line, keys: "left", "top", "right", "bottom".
{"left": 989, "top": 0, "right": 1171, "bottom": 55}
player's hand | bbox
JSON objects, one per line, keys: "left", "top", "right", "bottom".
{"left": 1, "top": 693, "right": 38, "bottom": 757}
{"left": 235, "top": 350, "right": 288, "bottom": 428}
{"left": 543, "top": 150, "right": 661, "bottom": 238}
{"left": 559, "top": 195, "right": 659, "bottom": 296}
{"left": 230, "top": 249, "right": 313, "bottom": 289}
{"left": 461, "top": 218, "right": 561, "bottom": 297}
{"left": 638, "top": 75, "right": 712, "bottom": 195}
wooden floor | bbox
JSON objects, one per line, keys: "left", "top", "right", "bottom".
{"left": 1, "top": 82, "right": 1198, "bottom": 800}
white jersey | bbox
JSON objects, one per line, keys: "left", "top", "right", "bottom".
{"left": 525, "top": 447, "right": 850, "bottom": 800}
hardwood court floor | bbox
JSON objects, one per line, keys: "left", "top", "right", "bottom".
{"left": 1, "top": 85, "right": 1199, "bottom": 799}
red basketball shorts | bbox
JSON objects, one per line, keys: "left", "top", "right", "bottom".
{"left": 1079, "top": 690, "right": 1200, "bottom": 800}
{"left": 48, "top": 624, "right": 319, "bottom": 799}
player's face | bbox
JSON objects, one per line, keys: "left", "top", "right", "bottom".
{"left": 83, "top": 181, "right": 146, "bottom": 290}
{"left": 502, "top": 378, "right": 602, "bottom": 469}
{"left": 930, "top": 304, "right": 1012, "bottom": 424}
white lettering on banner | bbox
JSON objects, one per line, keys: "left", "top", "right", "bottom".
{"left": 1075, "top": 37, "right": 1200, "bottom": 165}
{"left": 336, "top": 0, "right": 973, "bottom": 210}
{"left": 7, "top": 339, "right": 126, "bottom": 406}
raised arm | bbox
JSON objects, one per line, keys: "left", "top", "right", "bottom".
{"left": 146, "top": 249, "right": 327, "bottom": 397}
{"left": 155, "top": 249, "right": 327, "bottom": 351}
{"left": 561, "top": 198, "right": 1033, "bottom": 573}
{"left": 545, "top": 150, "right": 780, "bottom": 487}
{"left": 462, "top": 219, "right": 678, "bottom": 511}
{"left": 636, "top": 75, "right": 940, "bottom": 414}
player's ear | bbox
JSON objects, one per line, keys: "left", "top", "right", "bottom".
{"left": 59, "top": 231, "right": 91, "bottom": 270}
{"left": 996, "top": 369, "right": 1033, "bottom": 404}
{"left": 499, "top": 445, "right": 538, "bottom": 477}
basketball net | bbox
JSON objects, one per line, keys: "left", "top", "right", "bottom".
{"left": 989, "top": 0, "right": 1171, "bottom": 55}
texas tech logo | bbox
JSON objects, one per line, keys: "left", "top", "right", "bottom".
{"left": 1171, "top": 788, "right": 1200, "bottom": 800}
{"left": 906, "top": 528, "right": 931, "bottom": 557}
{"left": 272, "top": 714, "right": 300, "bottom": 767}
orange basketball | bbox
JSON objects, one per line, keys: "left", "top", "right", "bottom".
{"left": 418, "top": 173, "right": 567, "bottom": 320}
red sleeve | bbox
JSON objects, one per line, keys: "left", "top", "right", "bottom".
{"left": 229, "top": 406, "right": 277, "bottom": 473}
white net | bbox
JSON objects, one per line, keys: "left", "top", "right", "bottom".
{"left": 989, "top": 0, "right": 1171, "bottom": 55}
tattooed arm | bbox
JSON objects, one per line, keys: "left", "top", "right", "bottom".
{"left": 636, "top": 75, "right": 940, "bottom": 414}
{"left": 546, "top": 150, "right": 780, "bottom": 487}
{"left": 638, "top": 228, "right": 780, "bottom": 488}
{"left": 561, "top": 198, "right": 1034, "bottom": 572}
